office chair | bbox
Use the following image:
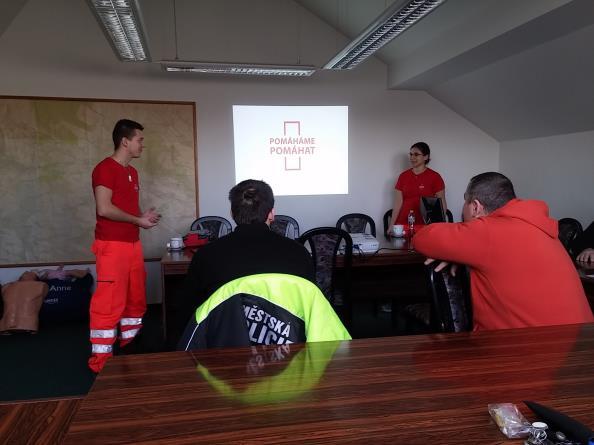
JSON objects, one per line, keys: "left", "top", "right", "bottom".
{"left": 570, "top": 221, "right": 594, "bottom": 260}
{"left": 270, "top": 215, "right": 300, "bottom": 239}
{"left": 383, "top": 209, "right": 393, "bottom": 239}
{"left": 190, "top": 216, "right": 232, "bottom": 241}
{"left": 420, "top": 197, "right": 447, "bottom": 225}
{"left": 336, "top": 213, "right": 376, "bottom": 237}
{"left": 558, "top": 218, "right": 583, "bottom": 256}
{"left": 424, "top": 264, "right": 472, "bottom": 333}
{"left": 298, "top": 227, "right": 353, "bottom": 328}
{"left": 385, "top": 208, "right": 452, "bottom": 232}
{"left": 446, "top": 209, "right": 454, "bottom": 223}
{"left": 178, "top": 273, "right": 351, "bottom": 350}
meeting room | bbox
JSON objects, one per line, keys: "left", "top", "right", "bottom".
{"left": 1, "top": 0, "right": 594, "bottom": 443}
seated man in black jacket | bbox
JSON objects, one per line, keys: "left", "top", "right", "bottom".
{"left": 175, "top": 179, "right": 315, "bottom": 344}
{"left": 572, "top": 221, "right": 594, "bottom": 263}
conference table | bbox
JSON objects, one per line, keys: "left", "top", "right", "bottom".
{"left": 160, "top": 247, "right": 195, "bottom": 343}
{"left": 160, "top": 236, "right": 423, "bottom": 274}
{"left": 336, "top": 235, "right": 425, "bottom": 267}
{"left": 63, "top": 323, "right": 594, "bottom": 444}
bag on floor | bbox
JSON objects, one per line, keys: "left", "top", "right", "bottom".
{"left": 39, "top": 270, "right": 94, "bottom": 323}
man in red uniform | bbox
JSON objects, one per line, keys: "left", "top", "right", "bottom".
{"left": 89, "top": 119, "right": 160, "bottom": 373}
{"left": 415, "top": 172, "right": 593, "bottom": 331}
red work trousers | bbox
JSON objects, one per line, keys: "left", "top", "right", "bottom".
{"left": 89, "top": 240, "right": 147, "bottom": 373}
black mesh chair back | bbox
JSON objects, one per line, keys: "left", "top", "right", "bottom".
{"left": 558, "top": 218, "right": 583, "bottom": 255}
{"left": 425, "top": 264, "right": 472, "bottom": 333}
{"left": 446, "top": 209, "right": 454, "bottom": 223}
{"left": 190, "top": 216, "right": 232, "bottom": 241}
{"left": 270, "top": 215, "right": 300, "bottom": 239}
{"left": 336, "top": 213, "right": 376, "bottom": 237}
{"left": 384, "top": 208, "right": 452, "bottom": 231}
{"left": 298, "top": 228, "right": 352, "bottom": 315}
{"left": 383, "top": 209, "right": 393, "bottom": 239}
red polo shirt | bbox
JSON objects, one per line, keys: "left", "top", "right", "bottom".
{"left": 395, "top": 168, "right": 445, "bottom": 225}
{"left": 92, "top": 157, "right": 140, "bottom": 242}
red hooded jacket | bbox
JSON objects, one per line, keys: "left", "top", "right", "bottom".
{"left": 415, "top": 199, "right": 593, "bottom": 331}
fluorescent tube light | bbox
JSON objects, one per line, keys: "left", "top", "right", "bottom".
{"left": 161, "top": 62, "right": 316, "bottom": 77}
{"left": 87, "top": 0, "right": 150, "bottom": 61}
{"left": 324, "top": 0, "right": 448, "bottom": 70}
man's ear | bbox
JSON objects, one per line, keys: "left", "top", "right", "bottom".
{"left": 472, "top": 200, "right": 488, "bottom": 218}
{"left": 267, "top": 208, "right": 275, "bottom": 224}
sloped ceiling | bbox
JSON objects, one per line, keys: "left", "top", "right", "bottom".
{"left": 298, "top": 0, "right": 594, "bottom": 141}
{"left": 0, "top": 0, "right": 27, "bottom": 39}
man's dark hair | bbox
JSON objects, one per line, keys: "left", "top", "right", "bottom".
{"left": 112, "top": 119, "right": 144, "bottom": 149}
{"left": 465, "top": 172, "right": 516, "bottom": 213}
{"left": 229, "top": 179, "right": 274, "bottom": 225}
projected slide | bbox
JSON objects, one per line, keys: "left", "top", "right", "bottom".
{"left": 233, "top": 105, "right": 348, "bottom": 196}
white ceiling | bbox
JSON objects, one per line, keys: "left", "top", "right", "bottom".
{"left": 296, "top": 0, "right": 594, "bottom": 141}
{"left": 1, "top": 0, "right": 593, "bottom": 141}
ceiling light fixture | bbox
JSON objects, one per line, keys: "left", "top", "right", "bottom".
{"left": 324, "top": 0, "right": 448, "bottom": 70}
{"left": 161, "top": 62, "right": 316, "bottom": 77}
{"left": 86, "top": 0, "right": 150, "bottom": 62}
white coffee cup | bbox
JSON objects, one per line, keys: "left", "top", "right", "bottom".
{"left": 392, "top": 224, "right": 404, "bottom": 237}
{"left": 167, "top": 237, "right": 184, "bottom": 250}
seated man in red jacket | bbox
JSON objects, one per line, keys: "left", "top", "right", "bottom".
{"left": 414, "top": 172, "right": 594, "bottom": 331}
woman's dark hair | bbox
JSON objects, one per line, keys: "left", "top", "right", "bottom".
{"left": 112, "top": 119, "right": 144, "bottom": 149}
{"left": 411, "top": 142, "right": 430, "bottom": 164}
{"left": 229, "top": 180, "right": 274, "bottom": 225}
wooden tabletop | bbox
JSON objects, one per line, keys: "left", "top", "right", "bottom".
{"left": 64, "top": 323, "right": 594, "bottom": 444}
{"left": 161, "top": 237, "right": 425, "bottom": 276}
{"left": 340, "top": 236, "right": 425, "bottom": 267}
{"left": 0, "top": 398, "right": 81, "bottom": 444}
{"left": 161, "top": 248, "right": 195, "bottom": 275}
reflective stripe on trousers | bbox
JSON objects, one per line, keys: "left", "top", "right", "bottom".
{"left": 90, "top": 328, "right": 117, "bottom": 339}
{"left": 120, "top": 318, "right": 142, "bottom": 326}
{"left": 120, "top": 328, "right": 140, "bottom": 339}
{"left": 92, "top": 344, "right": 113, "bottom": 354}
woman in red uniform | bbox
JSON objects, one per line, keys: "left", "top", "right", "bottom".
{"left": 388, "top": 142, "right": 447, "bottom": 235}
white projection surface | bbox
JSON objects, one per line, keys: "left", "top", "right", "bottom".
{"left": 233, "top": 106, "right": 348, "bottom": 196}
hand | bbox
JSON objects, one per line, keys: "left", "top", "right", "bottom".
{"left": 138, "top": 207, "right": 160, "bottom": 229}
{"left": 137, "top": 215, "right": 157, "bottom": 229}
{"left": 576, "top": 248, "right": 594, "bottom": 263}
{"left": 143, "top": 207, "right": 161, "bottom": 224}
{"left": 424, "top": 258, "right": 458, "bottom": 276}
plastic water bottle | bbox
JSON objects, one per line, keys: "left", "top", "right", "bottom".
{"left": 407, "top": 210, "right": 415, "bottom": 237}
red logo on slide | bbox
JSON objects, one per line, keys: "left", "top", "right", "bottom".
{"left": 269, "top": 121, "right": 316, "bottom": 171}
{"left": 284, "top": 121, "right": 300, "bottom": 136}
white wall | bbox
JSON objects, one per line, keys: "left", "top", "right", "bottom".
{"left": 0, "top": 76, "right": 498, "bottom": 234}
{"left": 196, "top": 82, "right": 499, "bottom": 230}
{"left": 0, "top": 0, "right": 499, "bottom": 270}
{"left": 500, "top": 130, "right": 594, "bottom": 227}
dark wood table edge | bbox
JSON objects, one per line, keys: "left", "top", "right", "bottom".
{"left": 0, "top": 396, "right": 83, "bottom": 445}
